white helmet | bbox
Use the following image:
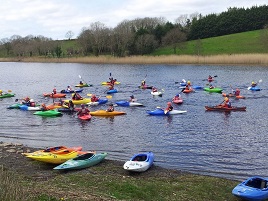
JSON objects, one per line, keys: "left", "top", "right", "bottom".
{"left": 30, "top": 99, "right": 34, "bottom": 102}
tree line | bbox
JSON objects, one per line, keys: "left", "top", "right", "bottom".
{"left": 0, "top": 5, "right": 267, "bottom": 58}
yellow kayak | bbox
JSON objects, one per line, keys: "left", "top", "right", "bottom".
{"left": 101, "top": 81, "right": 120, "bottom": 85}
{"left": 25, "top": 150, "right": 81, "bottom": 164}
{"left": 64, "top": 98, "right": 91, "bottom": 105}
{"left": 90, "top": 110, "right": 126, "bottom": 116}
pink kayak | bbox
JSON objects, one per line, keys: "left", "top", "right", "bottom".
{"left": 172, "top": 99, "right": 183, "bottom": 104}
{"left": 78, "top": 114, "right": 91, "bottom": 120}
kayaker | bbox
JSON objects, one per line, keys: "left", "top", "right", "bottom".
{"left": 129, "top": 95, "right": 136, "bottom": 102}
{"left": 22, "top": 97, "right": 31, "bottom": 106}
{"left": 152, "top": 87, "right": 157, "bottom": 92}
{"left": 0, "top": 90, "right": 2, "bottom": 96}
{"left": 79, "top": 81, "right": 83, "bottom": 85}
{"left": 52, "top": 88, "right": 57, "bottom": 94}
{"left": 221, "top": 97, "right": 231, "bottom": 108}
{"left": 77, "top": 104, "right": 90, "bottom": 116}
{"left": 172, "top": 94, "right": 182, "bottom": 101}
{"left": 141, "top": 80, "right": 146, "bottom": 86}
{"left": 66, "top": 86, "right": 72, "bottom": 91}
{"left": 208, "top": 75, "right": 213, "bottom": 80}
{"left": 251, "top": 81, "right": 257, "bottom": 87}
{"left": 29, "top": 99, "right": 36, "bottom": 107}
{"left": 209, "top": 84, "right": 214, "bottom": 89}
{"left": 185, "top": 81, "right": 192, "bottom": 90}
{"left": 108, "top": 84, "right": 114, "bottom": 90}
{"left": 234, "top": 88, "right": 240, "bottom": 96}
{"left": 72, "top": 91, "right": 83, "bottom": 100}
{"left": 41, "top": 103, "right": 49, "bottom": 111}
{"left": 66, "top": 100, "right": 74, "bottom": 111}
{"left": 165, "top": 102, "right": 173, "bottom": 112}
{"left": 106, "top": 103, "right": 114, "bottom": 112}
{"left": 91, "top": 94, "right": 99, "bottom": 102}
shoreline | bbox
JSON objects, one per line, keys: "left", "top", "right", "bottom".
{"left": 1, "top": 54, "right": 268, "bottom": 65}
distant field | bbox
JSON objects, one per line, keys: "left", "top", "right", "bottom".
{"left": 152, "top": 30, "right": 268, "bottom": 56}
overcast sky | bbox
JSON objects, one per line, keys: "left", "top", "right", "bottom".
{"left": 1, "top": 0, "right": 267, "bottom": 40}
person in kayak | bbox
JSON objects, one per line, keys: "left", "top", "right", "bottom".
{"left": 79, "top": 81, "right": 83, "bottom": 85}
{"left": 63, "top": 100, "right": 74, "bottom": 111}
{"left": 209, "top": 84, "right": 215, "bottom": 89}
{"left": 233, "top": 88, "right": 240, "bottom": 96}
{"left": 172, "top": 94, "right": 182, "bottom": 101}
{"left": 185, "top": 81, "right": 192, "bottom": 90}
{"left": 77, "top": 104, "right": 90, "bottom": 117}
{"left": 22, "top": 97, "right": 31, "bottom": 106}
{"left": 91, "top": 94, "right": 99, "bottom": 102}
{"left": 165, "top": 102, "right": 173, "bottom": 112}
{"left": 129, "top": 95, "right": 136, "bottom": 102}
{"left": 66, "top": 86, "right": 72, "bottom": 92}
{"left": 251, "top": 81, "right": 257, "bottom": 87}
{"left": 221, "top": 97, "right": 231, "bottom": 108}
{"left": 29, "top": 99, "right": 36, "bottom": 107}
{"left": 108, "top": 83, "right": 114, "bottom": 90}
{"left": 41, "top": 103, "right": 49, "bottom": 111}
{"left": 52, "top": 88, "right": 57, "bottom": 94}
{"left": 72, "top": 91, "right": 83, "bottom": 100}
{"left": 152, "top": 87, "right": 158, "bottom": 92}
{"left": 106, "top": 103, "right": 114, "bottom": 112}
{"left": 141, "top": 80, "right": 146, "bottom": 86}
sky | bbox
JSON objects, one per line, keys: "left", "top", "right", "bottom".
{"left": 0, "top": 0, "right": 267, "bottom": 40}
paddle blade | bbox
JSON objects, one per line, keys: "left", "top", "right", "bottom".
{"left": 87, "top": 93, "right": 92, "bottom": 96}
{"left": 259, "top": 79, "right": 263, "bottom": 83}
{"left": 79, "top": 75, "right": 82, "bottom": 79}
{"left": 8, "top": 90, "right": 12, "bottom": 92}
{"left": 106, "top": 95, "right": 112, "bottom": 99}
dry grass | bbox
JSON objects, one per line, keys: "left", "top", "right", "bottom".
{"left": 1, "top": 54, "right": 268, "bottom": 65}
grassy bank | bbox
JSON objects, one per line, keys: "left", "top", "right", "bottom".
{"left": 1, "top": 53, "right": 268, "bottom": 65}
{"left": 0, "top": 143, "right": 241, "bottom": 201}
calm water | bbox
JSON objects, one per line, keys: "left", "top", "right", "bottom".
{"left": 1, "top": 62, "right": 268, "bottom": 180}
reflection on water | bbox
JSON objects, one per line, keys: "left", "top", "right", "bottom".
{"left": 1, "top": 62, "right": 268, "bottom": 180}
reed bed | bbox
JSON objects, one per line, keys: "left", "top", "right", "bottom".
{"left": 1, "top": 54, "right": 268, "bottom": 65}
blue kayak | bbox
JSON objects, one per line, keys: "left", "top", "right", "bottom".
{"left": 87, "top": 98, "right": 108, "bottom": 106}
{"left": 192, "top": 85, "right": 203, "bottom": 89}
{"left": 107, "top": 89, "right": 118, "bottom": 94}
{"left": 147, "top": 108, "right": 187, "bottom": 116}
{"left": 60, "top": 89, "right": 83, "bottom": 93}
{"left": 115, "top": 101, "right": 143, "bottom": 107}
{"left": 248, "top": 86, "right": 261, "bottom": 91}
{"left": 232, "top": 176, "right": 268, "bottom": 201}
{"left": 123, "top": 152, "right": 154, "bottom": 172}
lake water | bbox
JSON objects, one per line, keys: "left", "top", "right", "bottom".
{"left": 1, "top": 62, "right": 268, "bottom": 180}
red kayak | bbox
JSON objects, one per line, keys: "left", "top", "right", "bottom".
{"left": 172, "top": 99, "right": 183, "bottom": 104}
{"left": 78, "top": 114, "right": 91, "bottom": 120}
{"left": 205, "top": 105, "right": 246, "bottom": 111}
{"left": 183, "top": 88, "right": 194, "bottom": 93}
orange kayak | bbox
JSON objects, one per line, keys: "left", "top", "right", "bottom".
{"left": 222, "top": 93, "right": 245, "bottom": 99}
{"left": 43, "top": 93, "right": 66, "bottom": 98}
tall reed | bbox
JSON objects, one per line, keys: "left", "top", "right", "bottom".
{"left": 1, "top": 54, "right": 268, "bottom": 65}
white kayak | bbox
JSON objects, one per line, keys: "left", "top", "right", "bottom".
{"left": 147, "top": 108, "right": 187, "bottom": 116}
{"left": 19, "top": 105, "right": 42, "bottom": 111}
{"left": 151, "top": 91, "right": 163, "bottom": 96}
{"left": 123, "top": 152, "right": 154, "bottom": 172}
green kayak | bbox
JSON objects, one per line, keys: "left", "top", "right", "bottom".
{"left": 0, "top": 93, "right": 15, "bottom": 98}
{"left": 7, "top": 103, "right": 22, "bottom": 109}
{"left": 203, "top": 87, "right": 223, "bottom": 93}
{"left": 33, "top": 110, "right": 62, "bottom": 117}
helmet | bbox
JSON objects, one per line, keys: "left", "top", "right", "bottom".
{"left": 30, "top": 99, "right": 34, "bottom": 102}
{"left": 176, "top": 94, "right": 179, "bottom": 96}
{"left": 252, "top": 81, "right": 254, "bottom": 84}
{"left": 67, "top": 85, "right": 70, "bottom": 87}
{"left": 130, "top": 95, "right": 134, "bottom": 98}
{"left": 187, "top": 81, "right": 191, "bottom": 84}
{"left": 81, "top": 104, "right": 85, "bottom": 108}
{"left": 167, "top": 102, "right": 172, "bottom": 105}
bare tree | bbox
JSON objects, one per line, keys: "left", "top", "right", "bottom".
{"left": 65, "top": 30, "right": 74, "bottom": 40}
{"left": 162, "top": 28, "right": 187, "bottom": 54}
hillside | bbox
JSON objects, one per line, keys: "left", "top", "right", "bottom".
{"left": 152, "top": 30, "right": 267, "bottom": 56}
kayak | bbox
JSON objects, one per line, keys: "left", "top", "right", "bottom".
{"left": 43, "top": 93, "right": 66, "bottom": 98}
{"left": 22, "top": 146, "right": 83, "bottom": 156}
{"left": 248, "top": 86, "right": 261, "bottom": 91}
{"left": 64, "top": 98, "right": 91, "bottom": 105}
{"left": 115, "top": 101, "right": 143, "bottom": 107}
{"left": 90, "top": 110, "right": 126, "bottom": 116}
{"left": 75, "top": 83, "right": 93, "bottom": 87}
{"left": 222, "top": 93, "right": 245, "bottom": 99}
{"left": 123, "top": 152, "right": 154, "bottom": 172}
{"left": 25, "top": 150, "right": 84, "bottom": 164}
{"left": 60, "top": 89, "right": 83, "bottom": 93}
{"left": 203, "top": 87, "right": 223, "bottom": 93}
{"left": 101, "top": 81, "right": 120, "bottom": 85}
{"left": 192, "top": 85, "right": 203, "bottom": 89}
{"left": 232, "top": 176, "right": 268, "bottom": 201}
{"left": 172, "top": 99, "right": 183, "bottom": 104}
{"left": 54, "top": 152, "right": 107, "bottom": 170}
{"left": 78, "top": 114, "right": 92, "bottom": 120}
{"left": 107, "top": 89, "right": 118, "bottom": 94}
{"left": 0, "top": 93, "right": 15, "bottom": 98}
{"left": 7, "top": 103, "right": 22, "bottom": 109}
{"left": 33, "top": 110, "right": 63, "bottom": 117}
{"left": 179, "top": 82, "right": 186, "bottom": 86}
{"left": 147, "top": 108, "right": 187, "bottom": 116}
{"left": 139, "top": 85, "right": 153, "bottom": 89}
{"left": 19, "top": 105, "right": 41, "bottom": 111}
{"left": 151, "top": 91, "right": 163, "bottom": 96}
{"left": 183, "top": 88, "right": 194, "bottom": 93}
{"left": 205, "top": 106, "right": 246, "bottom": 111}
{"left": 87, "top": 98, "right": 108, "bottom": 106}
{"left": 58, "top": 108, "right": 79, "bottom": 113}
{"left": 46, "top": 102, "right": 63, "bottom": 110}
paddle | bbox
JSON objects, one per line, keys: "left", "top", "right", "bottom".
{"left": 78, "top": 75, "right": 87, "bottom": 85}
